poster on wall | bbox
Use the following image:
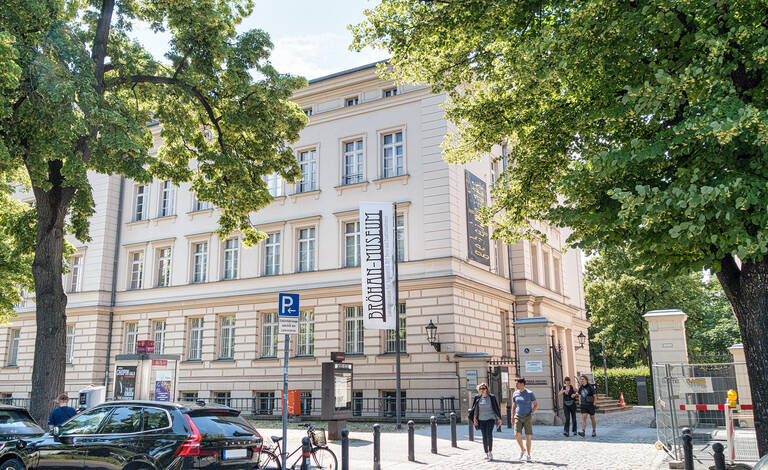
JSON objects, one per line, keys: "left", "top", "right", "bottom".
{"left": 525, "top": 360, "right": 544, "bottom": 373}
{"left": 154, "top": 371, "right": 172, "bottom": 402}
{"left": 464, "top": 171, "right": 491, "bottom": 265}
{"left": 359, "top": 202, "right": 396, "bottom": 329}
{"left": 466, "top": 370, "right": 478, "bottom": 390}
{"left": 114, "top": 365, "right": 137, "bottom": 400}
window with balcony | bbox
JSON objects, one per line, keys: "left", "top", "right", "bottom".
{"left": 342, "top": 140, "right": 363, "bottom": 185}
{"left": 297, "top": 149, "right": 318, "bottom": 193}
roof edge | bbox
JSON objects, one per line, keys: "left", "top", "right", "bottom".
{"left": 307, "top": 60, "right": 389, "bottom": 85}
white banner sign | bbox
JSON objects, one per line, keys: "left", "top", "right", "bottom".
{"left": 359, "top": 202, "right": 396, "bottom": 329}
{"left": 677, "top": 377, "right": 714, "bottom": 394}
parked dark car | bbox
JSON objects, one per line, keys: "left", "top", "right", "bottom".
{"left": 0, "top": 405, "right": 45, "bottom": 441}
{"left": 0, "top": 401, "right": 262, "bottom": 470}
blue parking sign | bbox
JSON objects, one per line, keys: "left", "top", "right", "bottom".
{"left": 279, "top": 293, "right": 299, "bottom": 317}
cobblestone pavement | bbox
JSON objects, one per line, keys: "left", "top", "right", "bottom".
{"left": 256, "top": 408, "right": 667, "bottom": 470}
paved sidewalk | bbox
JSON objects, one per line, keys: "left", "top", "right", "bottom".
{"left": 256, "top": 408, "right": 666, "bottom": 469}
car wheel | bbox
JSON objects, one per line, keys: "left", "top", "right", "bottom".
{"left": 0, "top": 458, "right": 24, "bottom": 470}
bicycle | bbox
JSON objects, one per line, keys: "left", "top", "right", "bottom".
{"left": 258, "top": 423, "right": 338, "bottom": 470}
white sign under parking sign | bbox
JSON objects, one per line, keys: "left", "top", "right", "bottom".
{"left": 677, "top": 377, "right": 714, "bottom": 394}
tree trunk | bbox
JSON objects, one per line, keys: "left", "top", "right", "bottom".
{"left": 639, "top": 340, "right": 649, "bottom": 367}
{"left": 29, "top": 188, "right": 68, "bottom": 426}
{"left": 716, "top": 256, "right": 768, "bottom": 457}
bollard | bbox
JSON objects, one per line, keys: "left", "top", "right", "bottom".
{"left": 373, "top": 423, "right": 381, "bottom": 470}
{"left": 507, "top": 402, "right": 512, "bottom": 428}
{"left": 468, "top": 415, "right": 474, "bottom": 441}
{"left": 341, "top": 428, "right": 350, "bottom": 470}
{"left": 300, "top": 436, "right": 311, "bottom": 470}
{"left": 450, "top": 412, "right": 457, "bottom": 448}
{"left": 430, "top": 415, "right": 438, "bottom": 454}
{"left": 681, "top": 428, "right": 693, "bottom": 470}
{"left": 408, "top": 420, "right": 415, "bottom": 462}
{"left": 712, "top": 442, "right": 726, "bottom": 470}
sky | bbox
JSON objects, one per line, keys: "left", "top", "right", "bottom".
{"left": 130, "top": 0, "right": 388, "bottom": 81}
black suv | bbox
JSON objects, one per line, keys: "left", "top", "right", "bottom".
{"left": 0, "top": 401, "right": 263, "bottom": 470}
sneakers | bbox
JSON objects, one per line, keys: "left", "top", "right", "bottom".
{"left": 592, "top": 431, "right": 597, "bottom": 437}
{"left": 488, "top": 452, "right": 493, "bottom": 461}
{"left": 578, "top": 430, "right": 585, "bottom": 437}
{"left": 526, "top": 454, "right": 532, "bottom": 462}
{"left": 519, "top": 450, "right": 526, "bottom": 460}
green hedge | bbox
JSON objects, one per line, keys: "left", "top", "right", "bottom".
{"left": 591, "top": 367, "right": 654, "bottom": 405}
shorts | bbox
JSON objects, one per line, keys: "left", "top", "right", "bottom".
{"left": 580, "top": 404, "right": 596, "bottom": 415}
{"left": 514, "top": 414, "right": 533, "bottom": 435}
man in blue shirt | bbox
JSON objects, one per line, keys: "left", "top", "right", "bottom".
{"left": 511, "top": 377, "right": 538, "bottom": 462}
{"left": 48, "top": 394, "right": 77, "bottom": 428}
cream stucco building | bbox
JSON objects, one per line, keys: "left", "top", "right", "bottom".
{"left": 4, "top": 63, "right": 589, "bottom": 421}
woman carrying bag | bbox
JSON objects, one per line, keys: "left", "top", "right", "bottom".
{"left": 578, "top": 375, "right": 598, "bottom": 437}
{"left": 559, "top": 376, "right": 578, "bottom": 436}
{"left": 468, "top": 382, "right": 503, "bottom": 461}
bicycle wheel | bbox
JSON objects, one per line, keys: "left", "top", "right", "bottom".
{"left": 258, "top": 448, "right": 282, "bottom": 469}
{"left": 311, "top": 447, "right": 338, "bottom": 470}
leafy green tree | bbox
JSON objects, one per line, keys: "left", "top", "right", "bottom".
{"left": 354, "top": 0, "right": 768, "bottom": 454}
{"left": 1, "top": 0, "right": 305, "bottom": 424}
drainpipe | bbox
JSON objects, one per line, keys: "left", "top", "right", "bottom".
{"left": 104, "top": 176, "right": 125, "bottom": 390}
{"left": 501, "top": 141, "right": 521, "bottom": 377}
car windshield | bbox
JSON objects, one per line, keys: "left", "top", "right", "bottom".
{"left": 0, "top": 410, "right": 44, "bottom": 436}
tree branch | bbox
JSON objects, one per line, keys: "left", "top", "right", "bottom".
{"left": 172, "top": 53, "right": 189, "bottom": 80}
{"left": 92, "top": 0, "right": 115, "bottom": 93}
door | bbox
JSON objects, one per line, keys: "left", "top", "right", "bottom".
{"left": 551, "top": 337, "right": 564, "bottom": 419}
{"left": 34, "top": 407, "right": 112, "bottom": 469}
{"left": 81, "top": 406, "right": 143, "bottom": 470}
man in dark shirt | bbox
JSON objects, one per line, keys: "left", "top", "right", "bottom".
{"left": 48, "top": 393, "right": 77, "bottom": 428}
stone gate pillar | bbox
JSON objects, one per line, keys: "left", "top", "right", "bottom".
{"left": 514, "top": 317, "right": 556, "bottom": 424}
{"left": 728, "top": 344, "right": 754, "bottom": 427}
{"left": 643, "top": 309, "right": 689, "bottom": 365}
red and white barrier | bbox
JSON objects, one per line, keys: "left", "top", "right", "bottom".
{"left": 678, "top": 403, "right": 753, "bottom": 464}
{"left": 678, "top": 404, "right": 753, "bottom": 411}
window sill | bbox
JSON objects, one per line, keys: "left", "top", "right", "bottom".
{"left": 268, "top": 195, "right": 287, "bottom": 206}
{"left": 291, "top": 355, "right": 315, "bottom": 360}
{"left": 187, "top": 209, "right": 215, "bottom": 216}
{"left": 181, "top": 359, "right": 203, "bottom": 364}
{"left": 2, "top": 366, "right": 19, "bottom": 369}
{"left": 126, "top": 219, "right": 150, "bottom": 227}
{"left": 212, "top": 358, "right": 235, "bottom": 362}
{"left": 377, "top": 352, "right": 410, "bottom": 358}
{"left": 290, "top": 189, "right": 321, "bottom": 201}
{"left": 254, "top": 357, "right": 279, "bottom": 361}
{"left": 373, "top": 174, "right": 409, "bottom": 189}
{"left": 344, "top": 354, "right": 366, "bottom": 359}
{"left": 153, "top": 215, "right": 178, "bottom": 223}
{"left": 334, "top": 181, "right": 369, "bottom": 195}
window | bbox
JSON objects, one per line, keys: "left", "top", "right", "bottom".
{"left": 345, "top": 306, "right": 364, "bottom": 354}
{"left": 385, "top": 303, "right": 407, "bottom": 353}
{"left": 396, "top": 214, "right": 406, "bottom": 262}
{"left": 223, "top": 239, "right": 239, "bottom": 280}
{"left": 531, "top": 243, "right": 539, "bottom": 284}
{"left": 383, "top": 87, "right": 398, "bottom": 98}
{"left": 261, "top": 313, "right": 278, "bottom": 358}
{"left": 188, "top": 317, "right": 204, "bottom": 360}
{"left": 100, "top": 406, "right": 142, "bottom": 434}
{"left": 300, "top": 391, "right": 312, "bottom": 415}
{"left": 134, "top": 185, "right": 147, "bottom": 221}
{"left": 193, "top": 196, "right": 212, "bottom": 212}
{"left": 124, "top": 322, "right": 137, "bottom": 354}
{"left": 157, "top": 248, "right": 172, "bottom": 287}
{"left": 297, "top": 149, "right": 317, "bottom": 193}
{"left": 303, "top": 107, "right": 313, "bottom": 117}
{"left": 382, "top": 131, "right": 404, "bottom": 178}
{"left": 344, "top": 222, "right": 360, "bottom": 268}
{"left": 343, "top": 140, "right": 363, "bottom": 185}
{"left": 219, "top": 315, "right": 235, "bottom": 359}
{"left": 129, "top": 252, "right": 144, "bottom": 289}
{"left": 297, "top": 310, "right": 314, "bottom": 356}
{"left": 69, "top": 255, "right": 82, "bottom": 293}
{"left": 542, "top": 250, "right": 551, "bottom": 289}
{"left": 256, "top": 392, "right": 275, "bottom": 415}
{"left": 264, "top": 173, "right": 283, "bottom": 197}
{"left": 264, "top": 233, "right": 281, "bottom": 276}
{"left": 153, "top": 320, "right": 166, "bottom": 355}
{"left": 179, "top": 392, "right": 198, "bottom": 403}
{"left": 66, "top": 325, "right": 75, "bottom": 364}
{"left": 159, "top": 181, "right": 175, "bottom": 217}
{"left": 297, "top": 228, "right": 316, "bottom": 272}
{"left": 7, "top": 329, "right": 20, "bottom": 366}
{"left": 213, "top": 392, "right": 231, "bottom": 407}
{"left": 143, "top": 407, "right": 170, "bottom": 430}
{"left": 345, "top": 96, "right": 359, "bottom": 107}
{"left": 192, "top": 242, "right": 208, "bottom": 283}
{"left": 553, "top": 257, "right": 562, "bottom": 293}
{"left": 60, "top": 407, "right": 111, "bottom": 435}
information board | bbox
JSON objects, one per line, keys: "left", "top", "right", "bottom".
{"left": 465, "top": 170, "right": 491, "bottom": 265}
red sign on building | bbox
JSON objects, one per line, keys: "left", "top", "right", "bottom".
{"left": 136, "top": 340, "right": 155, "bottom": 353}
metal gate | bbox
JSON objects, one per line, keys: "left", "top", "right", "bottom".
{"left": 651, "top": 362, "right": 758, "bottom": 464}
{"left": 551, "top": 334, "right": 564, "bottom": 419}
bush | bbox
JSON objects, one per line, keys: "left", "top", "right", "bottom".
{"left": 591, "top": 367, "right": 654, "bottom": 405}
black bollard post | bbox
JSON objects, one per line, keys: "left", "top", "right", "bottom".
{"left": 450, "top": 412, "right": 457, "bottom": 447}
{"left": 507, "top": 402, "right": 513, "bottom": 428}
{"left": 468, "top": 415, "right": 474, "bottom": 441}
{"left": 408, "top": 420, "right": 415, "bottom": 462}
{"left": 430, "top": 415, "right": 438, "bottom": 454}
{"left": 373, "top": 423, "right": 381, "bottom": 470}
{"left": 681, "top": 428, "right": 693, "bottom": 470}
{"left": 341, "top": 428, "right": 350, "bottom": 470}
{"left": 712, "top": 442, "right": 726, "bottom": 470}
{"left": 300, "top": 436, "right": 311, "bottom": 470}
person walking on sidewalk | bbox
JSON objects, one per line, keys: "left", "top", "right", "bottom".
{"left": 468, "top": 382, "right": 502, "bottom": 461}
{"left": 578, "top": 375, "right": 598, "bottom": 437}
{"left": 559, "top": 376, "right": 578, "bottom": 436}
{"left": 511, "top": 377, "right": 538, "bottom": 462}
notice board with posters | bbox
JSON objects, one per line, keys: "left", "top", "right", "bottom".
{"left": 114, "top": 365, "right": 137, "bottom": 400}
{"left": 465, "top": 170, "right": 491, "bottom": 265}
